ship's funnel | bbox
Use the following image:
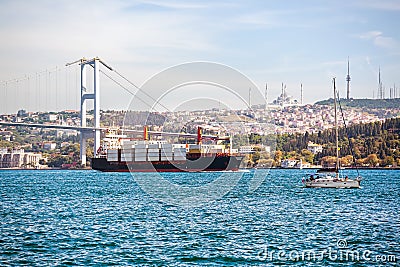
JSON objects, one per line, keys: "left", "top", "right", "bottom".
{"left": 197, "top": 127, "right": 202, "bottom": 145}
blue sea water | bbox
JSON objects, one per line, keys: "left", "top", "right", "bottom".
{"left": 0, "top": 169, "right": 399, "bottom": 266}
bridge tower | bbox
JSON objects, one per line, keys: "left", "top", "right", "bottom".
{"left": 80, "top": 58, "right": 100, "bottom": 166}
{"left": 66, "top": 57, "right": 112, "bottom": 166}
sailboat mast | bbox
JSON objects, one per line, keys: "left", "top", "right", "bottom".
{"left": 333, "top": 78, "right": 339, "bottom": 174}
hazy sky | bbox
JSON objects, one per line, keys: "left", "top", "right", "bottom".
{"left": 0, "top": 0, "right": 399, "bottom": 112}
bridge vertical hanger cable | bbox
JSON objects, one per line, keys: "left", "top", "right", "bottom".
{"left": 38, "top": 73, "right": 41, "bottom": 111}
{"left": 27, "top": 76, "right": 30, "bottom": 111}
{"left": 1, "top": 81, "right": 3, "bottom": 113}
{"left": 1, "top": 83, "right": 3, "bottom": 113}
{"left": 1, "top": 82, "right": 2, "bottom": 113}
{"left": 35, "top": 74, "right": 37, "bottom": 111}
{"left": 12, "top": 80, "right": 15, "bottom": 113}
{"left": 55, "top": 66, "right": 58, "bottom": 112}
{"left": 15, "top": 80, "right": 17, "bottom": 113}
{"left": 48, "top": 69, "right": 51, "bottom": 111}
{"left": 41, "top": 72, "right": 44, "bottom": 111}
{"left": 6, "top": 82, "right": 8, "bottom": 113}
{"left": 4, "top": 82, "right": 6, "bottom": 113}
{"left": 24, "top": 77, "right": 26, "bottom": 111}
{"left": 65, "top": 67, "right": 68, "bottom": 110}
{"left": 25, "top": 76, "right": 28, "bottom": 111}
{"left": 46, "top": 69, "right": 49, "bottom": 112}
{"left": 7, "top": 82, "right": 9, "bottom": 113}
{"left": 4, "top": 82, "right": 6, "bottom": 114}
{"left": 75, "top": 65, "right": 78, "bottom": 111}
{"left": 44, "top": 70, "right": 47, "bottom": 111}
{"left": 19, "top": 77, "right": 22, "bottom": 111}
{"left": 45, "top": 70, "right": 47, "bottom": 111}
{"left": 50, "top": 69, "right": 53, "bottom": 111}
{"left": 25, "top": 77, "right": 27, "bottom": 111}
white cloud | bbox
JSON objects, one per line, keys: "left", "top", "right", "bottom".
{"left": 135, "top": 0, "right": 210, "bottom": 9}
{"left": 0, "top": 0, "right": 220, "bottom": 77}
{"left": 358, "top": 31, "right": 383, "bottom": 39}
{"left": 373, "top": 35, "right": 397, "bottom": 48}
{"left": 357, "top": 0, "right": 400, "bottom": 11}
{"left": 232, "top": 8, "right": 321, "bottom": 29}
{"left": 357, "top": 31, "right": 397, "bottom": 49}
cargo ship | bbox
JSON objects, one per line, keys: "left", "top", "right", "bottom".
{"left": 91, "top": 127, "right": 243, "bottom": 172}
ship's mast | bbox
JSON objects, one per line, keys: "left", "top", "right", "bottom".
{"left": 333, "top": 78, "right": 339, "bottom": 176}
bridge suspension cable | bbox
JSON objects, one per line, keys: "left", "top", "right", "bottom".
{"left": 75, "top": 58, "right": 172, "bottom": 112}
{"left": 98, "top": 68, "right": 170, "bottom": 112}
{"left": 112, "top": 69, "right": 171, "bottom": 112}
{"left": 1, "top": 64, "right": 79, "bottom": 114}
{"left": 1, "top": 58, "right": 175, "bottom": 114}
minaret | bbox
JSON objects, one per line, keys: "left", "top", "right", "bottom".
{"left": 300, "top": 83, "right": 303, "bottom": 105}
{"left": 346, "top": 57, "right": 351, "bottom": 99}
{"left": 284, "top": 84, "right": 287, "bottom": 97}
{"left": 265, "top": 83, "right": 268, "bottom": 109}
{"left": 378, "top": 67, "right": 381, "bottom": 98}
{"left": 248, "top": 87, "right": 251, "bottom": 108}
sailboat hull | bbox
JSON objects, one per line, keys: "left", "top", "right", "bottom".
{"left": 304, "top": 179, "right": 360, "bottom": 188}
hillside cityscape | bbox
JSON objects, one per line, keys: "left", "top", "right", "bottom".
{"left": 1, "top": 97, "right": 400, "bottom": 169}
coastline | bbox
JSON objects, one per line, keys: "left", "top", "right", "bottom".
{"left": 264, "top": 166, "right": 400, "bottom": 170}
{"left": 0, "top": 167, "right": 91, "bottom": 171}
{"left": 1, "top": 167, "right": 400, "bottom": 171}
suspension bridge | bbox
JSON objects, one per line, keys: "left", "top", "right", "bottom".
{"left": 0, "top": 57, "right": 132, "bottom": 165}
{"left": 0, "top": 57, "right": 207, "bottom": 166}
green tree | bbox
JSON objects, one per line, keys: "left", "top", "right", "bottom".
{"left": 340, "top": 155, "right": 354, "bottom": 167}
{"left": 274, "top": 150, "right": 283, "bottom": 165}
{"left": 0, "top": 140, "right": 13, "bottom": 148}
{"left": 301, "top": 149, "right": 314, "bottom": 164}
{"left": 365, "top": 154, "right": 380, "bottom": 167}
{"left": 381, "top": 156, "right": 394, "bottom": 167}
{"left": 252, "top": 151, "right": 261, "bottom": 163}
{"left": 47, "top": 155, "right": 71, "bottom": 168}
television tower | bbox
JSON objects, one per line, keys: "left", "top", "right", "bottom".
{"left": 346, "top": 57, "right": 351, "bottom": 99}
{"left": 265, "top": 83, "right": 268, "bottom": 109}
{"left": 378, "top": 67, "right": 383, "bottom": 99}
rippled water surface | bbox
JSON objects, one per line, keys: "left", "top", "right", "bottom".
{"left": 0, "top": 169, "right": 399, "bottom": 266}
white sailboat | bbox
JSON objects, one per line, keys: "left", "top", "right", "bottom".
{"left": 302, "top": 78, "right": 362, "bottom": 189}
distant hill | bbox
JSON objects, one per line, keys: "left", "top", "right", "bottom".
{"left": 315, "top": 98, "right": 400, "bottom": 109}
